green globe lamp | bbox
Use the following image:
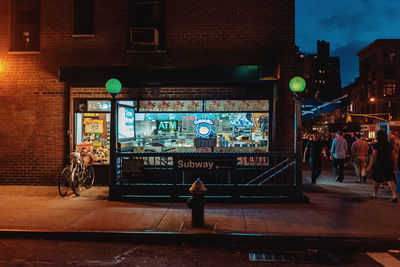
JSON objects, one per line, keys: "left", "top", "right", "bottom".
{"left": 105, "top": 78, "right": 122, "bottom": 199}
{"left": 289, "top": 76, "right": 306, "bottom": 93}
{"left": 106, "top": 78, "right": 122, "bottom": 97}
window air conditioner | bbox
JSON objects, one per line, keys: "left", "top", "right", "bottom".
{"left": 130, "top": 28, "right": 159, "bottom": 48}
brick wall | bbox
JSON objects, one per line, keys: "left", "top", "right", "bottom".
{"left": 0, "top": 0, "right": 295, "bottom": 184}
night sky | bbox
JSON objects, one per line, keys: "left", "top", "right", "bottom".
{"left": 296, "top": 0, "right": 400, "bottom": 87}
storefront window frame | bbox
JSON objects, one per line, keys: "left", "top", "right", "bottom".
{"left": 73, "top": 98, "right": 112, "bottom": 165}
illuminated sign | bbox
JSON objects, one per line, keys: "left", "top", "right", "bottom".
{"left": 193, "top": 119, "right": 213, "bottom": 137}
{"left": 157, "top": 120, "right": 178, "bottom": 131}
{"left": 230, "top": 119, "right": 254, "bottom": 128}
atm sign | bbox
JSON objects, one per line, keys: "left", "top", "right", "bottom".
{"left": 157, "top": 120, "right": 178, "bottom": 131}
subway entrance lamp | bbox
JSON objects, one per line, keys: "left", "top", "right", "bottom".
{"left": 289, "top": 76, "right": 307, "bottom": 203}
{"left": 106, "top": 78, "right": 122, "bottom": 97}
{"left": 289, "top": 76, "right": 306, "bottom": 94}
{"left": 106, "top": 78, "right": 122, "bottom": 200}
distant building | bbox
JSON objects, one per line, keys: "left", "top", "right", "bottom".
{"left": 297, "top": 40, "right": 342, "bottom": 100}
{"left": 354, "top": 39, "right": 400, "bottom": 120}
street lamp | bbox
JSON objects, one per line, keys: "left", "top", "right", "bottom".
{"left": 289, "top": 76, "right": 306, "bottom": 201}
{"left": 369, "top": 96, "right": 391, "bottom": 137}
{"left": 106, "top": 78, "right": 122, "bottom": 200}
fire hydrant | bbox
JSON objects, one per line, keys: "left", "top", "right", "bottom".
{"left": 187, "top": 178, "right": 207, "bottom": 227}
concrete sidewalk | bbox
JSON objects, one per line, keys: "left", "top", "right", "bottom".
{"left": 0, "top": 169, "right": 398, "bottom": 250}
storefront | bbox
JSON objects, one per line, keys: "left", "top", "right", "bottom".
{"left": 62, "top": 65, "right": 301, "bottom": 200}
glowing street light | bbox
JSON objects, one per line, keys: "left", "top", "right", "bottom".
{"left": 289, "top": 76, "right": 306, "bottom": 93}
{"left": 106, "top": 78, "right": 122, "bottom": 96}
{"left": 106, "top": 78, "right": 122, "bottom": 199}
{"left": 289, "top": 76, "right": 306, "bottom": 201}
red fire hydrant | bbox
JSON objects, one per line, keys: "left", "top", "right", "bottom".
{"left": 187, "top": 178, "right": 207, "bottom": 227}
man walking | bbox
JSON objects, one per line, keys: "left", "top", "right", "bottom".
{"left": 351, "top": 133, "right": 369, "bottom": 183}
{"left": 330, "top": 129, "right": 347, "bottom": 182}
{"left": 303, "top": 130, "right": 323, "bottom": 186}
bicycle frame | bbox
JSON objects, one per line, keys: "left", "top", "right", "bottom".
{"left": 69, "top": 152, "right": 82, "bottom": 184}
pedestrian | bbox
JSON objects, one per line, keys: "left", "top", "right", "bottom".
{"left": 330, "top": 129, "right": 347, "bottom": 182}
{"left": 303, "top": 130, "right": 323, "bottom": 186}
{"left": 366, "top": 130, "right": 398, "bottom": 203}
{"left": 351, "top": 133, "right": 369, "bottom": 183}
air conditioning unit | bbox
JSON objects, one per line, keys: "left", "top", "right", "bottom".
{"left": 130, "top": 28, "right": 159, "bottom": 48}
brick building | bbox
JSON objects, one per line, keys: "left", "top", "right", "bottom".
{"left": 352, "top": 39, "right": 400, "bottom": 121}
{"left": 0, "top": 0, "right": 295, "bottom": 186}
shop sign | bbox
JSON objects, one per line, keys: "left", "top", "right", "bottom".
{"left": 230, "top": 118, "right": 254, "bottom": 128}
{"left": 85, "top": 119, "right": 103, "bottom": 133}
{"left": 157, "top": 120, "right": 178, "bottom": 131}
{"left": 194, "top": 119, "right": 213, "bottom": 137}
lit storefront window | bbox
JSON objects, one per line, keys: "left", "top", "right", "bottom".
{"left": 383, "top": 82, "right": 396, "bottom": 96}
{"left": 75, "top": 112, "right": 110, "bottom": 165}
{"left": 131, "top": 100, "right": 270, "bottom": 153}
{"left": 74, "top": 99, "right": 270, "bottom": 165}
{"left": 75, "top": 100, "right": 112, "bottom": 165}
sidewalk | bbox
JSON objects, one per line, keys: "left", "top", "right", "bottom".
{"left": 0, "top": 169, "right": 398, "bottom": 249}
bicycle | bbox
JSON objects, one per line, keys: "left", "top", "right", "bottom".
{"left": 59, "top": 151, "right": 95, "bottom": 196}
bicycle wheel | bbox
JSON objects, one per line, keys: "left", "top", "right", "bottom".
{"left": 84, "top": 165, "right": 95, "bottom": 189}
{"left": 58, "top": 167, "right": 70, "bottom": 197}
{"left": 72, "top": 165, "right": 82, "bottom": 196}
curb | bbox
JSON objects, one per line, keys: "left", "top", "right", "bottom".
{"left": 0, "top": 230, "right": 398, "bottom": 251}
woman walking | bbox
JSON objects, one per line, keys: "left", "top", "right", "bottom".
{"left": 366, "top": 130, "right": 398, "bottom": 203}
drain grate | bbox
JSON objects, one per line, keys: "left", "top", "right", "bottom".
{"left": 249, "top": 251, "right": 340, "bottom": 264}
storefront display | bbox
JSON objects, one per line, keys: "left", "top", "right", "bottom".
{"left": 74, "top": 99, "right": 270, "bottom": 165}
{"left": 125, "top": 99, "right": 270, "bottom": 152}
{"left": 75, "top": 112, "right": 111, "bottom": 165}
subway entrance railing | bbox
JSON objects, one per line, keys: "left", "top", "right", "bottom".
{"left": 110, "top": 151, "right": 302, "bottom": 201}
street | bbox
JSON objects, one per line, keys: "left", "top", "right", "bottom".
{"left": 0, "top": 238, "right": 398, "bottom": 266}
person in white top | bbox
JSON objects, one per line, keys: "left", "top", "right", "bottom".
{"left": 330, "top": 129, "right": 348, "bottom": 182}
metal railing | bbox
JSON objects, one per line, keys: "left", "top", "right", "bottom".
{"left": 113, "top": 151, "right": 296, "bottom": 198}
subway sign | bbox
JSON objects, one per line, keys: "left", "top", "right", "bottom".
{"left": 174, "top": 157, "right": 237, "bottom": 170}
{"left": 157, "top": 120, "right": 178, "bottom": 131}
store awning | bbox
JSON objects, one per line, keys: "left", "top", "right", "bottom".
{"left": 59, "top": 65, "right": 278, "bottom": 86}
{"left": 301, "top": 94, "right": 351, "bottom": 121}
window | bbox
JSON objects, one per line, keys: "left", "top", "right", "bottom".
{"left": 73, "top": 0, "right": 94, "bottom": 35}
{"left": 383, "top": 82, "right": 396, "bottom": 96}
{"left": 10, "top": 0, "right": 40, "bottom": 51}
{"left": 383, "top": 51, "right": 396, "bottom": 61}
{"left": 384, "top": 67, "right": 396, "bottom": 79}
{"left": 128, "top": 0, "right": 165, "bottom": 50}
{"left": 368, "top": 70, "right": 376, "bottom": 81}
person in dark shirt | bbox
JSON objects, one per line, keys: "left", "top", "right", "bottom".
{"left": 366, "top": 130, "right": 398, "bottom": 203}
{"left": 303, "top": 130, "right": 323, "bottom": 186}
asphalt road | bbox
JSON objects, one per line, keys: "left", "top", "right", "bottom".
{"left": 0, "top": 238, "right": 398, "bottom": 266}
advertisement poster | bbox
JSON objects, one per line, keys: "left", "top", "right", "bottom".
{"left": 85, "top": 119, "right": 103, "bottom": 133}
